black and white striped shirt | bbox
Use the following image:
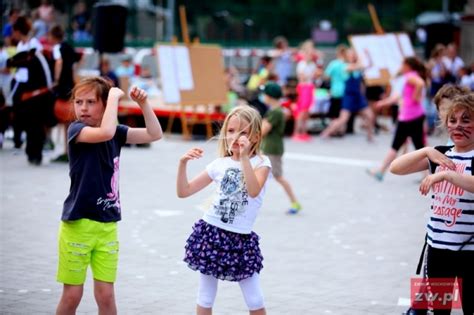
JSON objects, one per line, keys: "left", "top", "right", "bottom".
{"left": 427, "top": 149, "right": 474, "bottom": 251}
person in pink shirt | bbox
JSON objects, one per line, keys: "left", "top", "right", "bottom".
{"left": 368, "top": 57, "right": 427, "bottom": 181}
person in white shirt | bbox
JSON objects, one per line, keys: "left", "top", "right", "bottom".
{"left": 177, "top": 106, "right": 271, "bottom": 315}
{"left": 442, "top": 43, "right": 464, "bottom": 83}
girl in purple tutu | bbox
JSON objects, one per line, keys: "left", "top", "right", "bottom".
{"left": 177, "top": 106, "right": 272, "bottom": 315}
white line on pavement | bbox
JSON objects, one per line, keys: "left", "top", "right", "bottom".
{"left": 285, "top": 152, "right": 377, "bottom": 167}
{"left": 397, "top": 297, "right": 411, "bottom": 306}
{"left": 153, "top": 209, "right": 184, "bottom": 217}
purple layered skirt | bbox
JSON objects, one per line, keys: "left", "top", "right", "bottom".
{"left": 184, "top": 219, "right": 263, "bottom": 281}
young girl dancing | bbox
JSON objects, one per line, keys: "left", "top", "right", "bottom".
{"left": 368, "top": 57, "right": 427, "bottom": 181}
{"left": 56, "top": 77, "right": 163, "bottom": 314}
{"left": 390, "top": 93, "right": 474, "bottom": 314}
{"left": 177, "top": 106, "right": 271, "bottom": 315}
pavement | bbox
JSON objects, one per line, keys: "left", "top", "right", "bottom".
{"left": 0, "top": 123, "right": 463, "bottom": 315}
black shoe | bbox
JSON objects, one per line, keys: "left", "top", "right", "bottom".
{"left": 52, "top": 153, "right": 69, "bottom": 163}
{"left": 28, "top": 158, "right": 42, "bottom": 166}
{"left": 43, "top": 138, "right": 55, "bottom": 151}
{"left": 403, "top": 307, "right": 428, "bottom": 315}
{"left": 136, "top": 143, "right": 151, "bottom": 148}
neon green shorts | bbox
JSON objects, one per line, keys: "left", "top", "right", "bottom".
{"left": 57, "top": 219, "right": 119, "bottom": 285}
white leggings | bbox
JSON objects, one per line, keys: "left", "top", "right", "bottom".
{"left": 197, "top": 273, "right": 265, "bottom": 311}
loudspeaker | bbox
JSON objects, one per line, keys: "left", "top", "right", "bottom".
{"left": 93, "top": 4, "right": 128, "bottom": 53}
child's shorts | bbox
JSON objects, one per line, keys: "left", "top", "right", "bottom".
{"left": 57, "top": 219, "right": 119, "bottom": 285}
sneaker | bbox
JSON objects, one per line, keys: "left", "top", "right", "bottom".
{"left": 287, "top": 202, "right": 302, "bottom": 215}
{"left": 292, "top": 134, "right": 310, "bottom": 142}
{"left": 291, "top": 134, "right": 303, "bottom": 142}
{"left": 28, "top": 158, "right": 42, "bottom": 166}
{"left": 366, "top": 169, "right": 383, "bottom": 182}
{"left": 43, "top": 138, "right": 55, "bottom": 151}
{"left": 299, "top": 133, "right": 311, "bottom": 142}
{"left": 52, "top": 153, "right": 69, "bottom": 163}
{"left": 403, "top": 307, "right": 427, "bottom": 315}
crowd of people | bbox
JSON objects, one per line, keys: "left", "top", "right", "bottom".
{"left": 223, "top": 39, "right": 474, "bottom": 315}
{"left": 0, "top": 6, "right": 161, "bottom": 163}
{"left": 226, "top": 36, "right": 474, "bottom": 143}
{"left": 1, "top": 5, "right": 474, "bottom": 314}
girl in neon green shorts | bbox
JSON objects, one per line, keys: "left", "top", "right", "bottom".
{"left": 56, "top": 77, "right": 162, "bottom": 314}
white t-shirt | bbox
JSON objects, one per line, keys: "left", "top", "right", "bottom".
{"left": 442, "top": 56, "right": 464, "bottom": 77}
{"left": 53, "top": 43, "right": 62, "bottom": 60}
{"left": 203, "top": 155, "right": 271, "bottom": 234}
{"left": 15, "top": 38, "right": 44, "bottom": 82}
{"left": 427, "top": 148, "right": 474, "bottom": 251}
{"left": 296, "top": 60, "right": 317, "bottom": 83}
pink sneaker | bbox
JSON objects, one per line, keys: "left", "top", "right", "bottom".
{"left": 299, "top": 133, "right": 311, "bottom": 141}
{"left": 292, "top": 134, "right": 303, "bottom": 142}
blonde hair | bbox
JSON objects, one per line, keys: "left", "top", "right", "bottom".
{"left": 300, "top": 40, "right": 314, "bottom": 53}
{"left": 217, "top": 106, "right": 262, "bottom": 158}
{"left": 444, "top": 93, "right": 474, "bottom": 125}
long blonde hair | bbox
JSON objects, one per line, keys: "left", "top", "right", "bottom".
{"left": 217, "top": 106, "right": 262, "bottom": 158}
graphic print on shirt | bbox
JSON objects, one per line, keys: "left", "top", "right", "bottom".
{"left": 215, "top": 167, "right": 248, "bottom": 224}
{"left": 432, "top": 163, "right": 467, "bottom": 227}
{"left": 97, "top": 157, "right": 121, "bottom": 212}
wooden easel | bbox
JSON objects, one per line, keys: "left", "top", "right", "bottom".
{"left": 164, "top": 5, "right": 226, "bottom": 140}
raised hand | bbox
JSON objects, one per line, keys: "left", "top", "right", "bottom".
{"left": 237, "top": 135, "right": 251, "bottom": 157}
{"left": 109, "top": 87, "right": 125, "bottom": 100}
{"left": 180, "top": 147, "right": 204, "bottom": 163}
{"left": 129, "top": 86, "right": 148, "bottom": 107}
{"left": 425, "top": 147, "right": 456, "bottom": 171}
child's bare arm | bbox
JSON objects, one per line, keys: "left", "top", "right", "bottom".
{"left": 241, "top": 158, "right": 270, "bottom": 198}
{"left": 177, "top": 148, "right": 212, "bottom": 198}
{"left": 420, "top": 171, "right": 474, "bottom": 195}
{"left": 238, "top": 135, "right": 270, "bottom": 198}
{"left": 261, "top": 119, "right": 272, "bottom": 137}
{"left": 126, "top": 86, "right": 163, "bottom": 144}
{"left": 375, "top": 94, "right": 400, "bottom": 109}
{"left": 390, "top": 147, "right": 456, "bottom": 175}
{"left": 76, "top": 87, "right": 123, "bottom": 143}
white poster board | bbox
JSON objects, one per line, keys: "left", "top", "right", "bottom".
{"left": 156, "top": 46, "right": 195, "bottom": 103}
{"left": 349, "top": 32, "right": 415, "bottom": 85}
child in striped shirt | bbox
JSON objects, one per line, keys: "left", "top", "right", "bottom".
{"left": 390, "top": 93, "right": 474, "bottom": 314}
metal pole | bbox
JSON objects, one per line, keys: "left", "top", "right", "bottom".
{"left": 166, "top": 0, "right": 175, "bottom": 41}
{"left": 442, "top": 0, "right": 450, "bottom": 17}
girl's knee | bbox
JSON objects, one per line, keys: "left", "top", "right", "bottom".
{"left": 197, "top": 291, "right": 216, "bottom": 308}
{"left": 59, "top": 286, "right": 83, "bottom": 310}
{"left": 245, "top": 294, "right": 265, "bottom": 311}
